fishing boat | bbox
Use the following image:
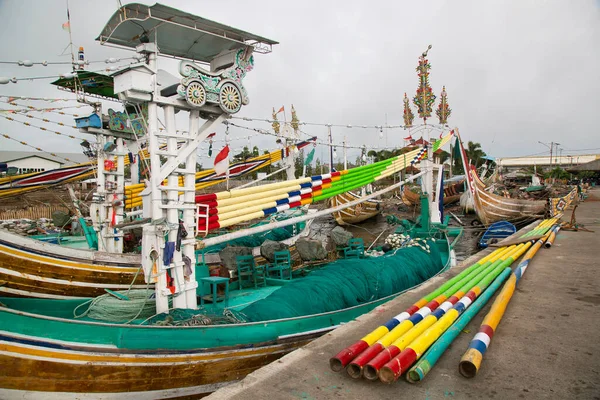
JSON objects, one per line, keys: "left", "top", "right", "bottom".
{"left": 0, "top": 191, "right": 461, "bottom": 399}
{"left": 330, "top": 190, "right": 381, "bottom": 225}
{"left": 401, "top": 180, "right": 463, "bottom": 207}
{"left": 477, "top": 220, "right": 516, "bottom": 249}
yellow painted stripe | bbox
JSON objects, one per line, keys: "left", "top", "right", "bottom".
{"left": 0, "top": 245, "right": 134, "bottom": 273}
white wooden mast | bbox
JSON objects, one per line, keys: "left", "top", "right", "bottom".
{"left": 97, "top": 2, "right": 277, "bottom": 314}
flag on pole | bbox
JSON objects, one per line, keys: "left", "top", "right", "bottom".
{"left": 62, "top": 21, "right": 71, "bottom": 32}
{"left": 213, "top": 145, "right": 230, "bottom": 175}
{"left": 304, "top": 148, "right": 315, "bottom": 166}
{"left": 276, "top": 106, "right": 285, "bottom": 114}
{"left": 404, "top": 134, "right": 413, "bottom": 141}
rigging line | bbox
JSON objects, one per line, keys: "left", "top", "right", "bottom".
{"left": 0, "top": 133, "right": 79, "bottom": 164}
{"left": 0, "top": 114, "right": 90, "bottom": 143}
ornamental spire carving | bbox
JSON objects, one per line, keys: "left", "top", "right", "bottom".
{"left": 436, "top": 86, "right": 452, "bottom": 125}
{"left": 413, "top": 45, "right": 436, "bottom": 123}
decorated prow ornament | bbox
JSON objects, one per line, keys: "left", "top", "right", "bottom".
{"left": 436, "top": 86, "right": 452, "bottom": 125}
{"left": 403, "top": 93, "right": 415, "bottom": 128}
{"left": 413, "top": 44, "right": 436, "bottom": 124}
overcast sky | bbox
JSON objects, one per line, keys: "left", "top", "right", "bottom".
{"left": 0, "top": 0, "right": 598, "bottom": 165}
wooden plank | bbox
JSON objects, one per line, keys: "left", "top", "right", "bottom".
{"left": 489, "top": 234, "right": 545, "bottom": 247}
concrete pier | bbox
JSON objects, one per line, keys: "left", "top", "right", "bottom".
{"left": 208, "top": 189, "right": 600, "bottom": 400}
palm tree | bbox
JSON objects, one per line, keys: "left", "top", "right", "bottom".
{"left": 465, "top": 141, "right": 487, "bottom": 168}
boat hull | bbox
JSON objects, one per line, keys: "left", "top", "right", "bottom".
{"left": 0, "top": 237, "right": 452, "bottom": 398}
{"left": 330, "top": 191, "right": 380, "bottom": 225}
{"left": 0, "top": 230, "right": 144, "bottom": 299}
{"left": 470, "top": 172, "right": 546, "bottom": 226}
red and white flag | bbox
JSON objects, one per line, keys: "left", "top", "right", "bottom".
{"left": 276, "top": 106, "right": 285, "bottom": 114}
{"left": 213, "top": 145, "right": 230, "bottom": 175}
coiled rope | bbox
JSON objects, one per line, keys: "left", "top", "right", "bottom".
{"left": 74, "top": 289, "right": 157, "bottom": 323}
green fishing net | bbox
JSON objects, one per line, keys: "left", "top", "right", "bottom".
{"left": 241, "top": 240, "right": 443, "bottom": 322}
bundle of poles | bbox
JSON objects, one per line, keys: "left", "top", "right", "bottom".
{"left": 329, "top": 217, "right": 561, "bottom": 384}
{"left": 195, "top": 148, "right": 431, "bottom": 231}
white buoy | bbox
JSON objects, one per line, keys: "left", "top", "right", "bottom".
{"left": 0, "top": 77, "right": 10, "bottom": 84}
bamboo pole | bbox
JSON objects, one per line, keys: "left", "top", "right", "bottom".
{"left": 457, "top": 225, "right": 557, "bottom": 378}
{"left": 362, "top": 245, "right": 519, "bottom": 380}
{"left": 378, "top": 241, "right": 533, "bottom": 383}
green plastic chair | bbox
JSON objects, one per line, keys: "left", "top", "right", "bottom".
{"left": 342, "top": 238, "right": 364, "bottom": 259}
{"left": 267, "top": 250, "right": 292, "bottom": 280}
{"left": 236, "top": 255, "right": 266, "bottom": 289}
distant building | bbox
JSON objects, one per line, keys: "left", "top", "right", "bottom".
{"left": 496, "top": 154, "right": 600, "bottom": 172}
{"left": 0, "top": 151, "right": 90, "bottom": 174}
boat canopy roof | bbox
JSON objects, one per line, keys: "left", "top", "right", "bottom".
{"left": 51, "top": 71, "right": 117, "bottom": 99}
{"left": 96, "top": 3, "right": 278, "bottom": 62}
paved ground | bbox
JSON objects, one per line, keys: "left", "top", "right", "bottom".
{"left": 207, "top": 189, "right": 600, "bottom": 400}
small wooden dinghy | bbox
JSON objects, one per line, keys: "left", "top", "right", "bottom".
{"left": 477, "top": 221, "right": 516, "bottom": 249}
{"left": 330, "top": 191, "right": 381, "bottom": 225}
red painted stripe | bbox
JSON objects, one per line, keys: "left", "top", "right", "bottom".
{"left": 406, "top": 305, "right": 420, "bottom": 315}
{"left": 349, "top": 343, "right": 384, "bottom": 368}
{"left": 447, "top": 295, "right": 460, "bottom": 304}
{"left": 300, "top": 193, "right": 312, "bottom": 200}
{"left": 288, "top": 201, "right": 301, "bottom": 208}
{"left": 366, "top": 345, "right": 401, "bottom": 371}
{"left": 465, "top": 290, "right": 477, "bottom": 302}
{"left": 332, "top": 341, "right": 369, "bottom": 369}
{"left": 195, "top": 193, "right": 217, "bottom": 202}
{"left": 424, "top": 300, "right": 440, "bottom": 311}
{"left": 480, "top": 324, "right": 495, "bottom": 339}
{"left": 331, "top": 171, "right": 341, "bottom": 177}
{"left": 312, "top": 185, "right": 322, "bottom": 191}
{"left": 322, "top": 177, "right": 332, "bottom": 184}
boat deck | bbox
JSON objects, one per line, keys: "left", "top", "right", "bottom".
{"left": 206, "top": 188, "right": 600, "bottom": 400}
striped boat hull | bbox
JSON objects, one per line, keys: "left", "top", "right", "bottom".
{"left": 0, "top": 229, "right": 144, "bottom": 299}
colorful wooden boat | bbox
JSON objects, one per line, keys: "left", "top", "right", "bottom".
{"left": 470, "top": 170, "right": 547, "bottom": 226}
{"left": 330, "top": 191, "right": 381, "bottom": 225}
{"left": 477, "top": 221, "right": 516, "bottom": 249}
{"left": 0, "top": 208, "right": 312, "bottom": 299}
{"left": 0, "top": 195, "right": 460, "bottom": 399}
{"left": 402, "top": 184, "right": 463, "bottom": 207}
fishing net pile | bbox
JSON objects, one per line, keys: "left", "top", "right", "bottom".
{"left": 240, "top": 240, "right": 443, "bottom": 322}
{"left": 201, "top": 217, "right": 306, "bottom": 253}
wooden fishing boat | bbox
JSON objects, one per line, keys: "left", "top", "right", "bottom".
{"left": 401, "top": 184, "right": 463, "bottom": 206}
{"left": 0, "top": 208, "right": 312, "bottom": 299}
{"left": 470, "top": 170, "right": 547, "bottom": 226}
{"left": 0, "top": 196, "right": 460, "bottom": 399}
{"left": 330, "top": 191, "right": 381, "bottom": 225}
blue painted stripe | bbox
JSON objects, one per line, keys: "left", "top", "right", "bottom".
{"left": 409, "top": 313, "right": 424, "bottom": 324}
{"left": 263, "top": 207, "right": 277, "bottom": 215}
{"left": 288, "top": 190, "right": 300, "bottom": 197}
{"left": 431, "top": 308, "right": 445, "bottom": 319}
{"left": 469, "top": 339, "right": 488, "bottom": 354}
{"left": 275, "top": 198, "right": 289, "bottom": 206}
{"left": 311, "top": 175, "right": 322, "bottom": 181}
{"left": 300, "top": 182, "right": 312, "bottom": 189}
{"left": 454, "top": 302, "right": 466, "bottom": 313}
{"left": 384, "top": 319, "right": 399, "bottom": 331}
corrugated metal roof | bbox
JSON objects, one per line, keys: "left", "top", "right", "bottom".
{"left": 97, "top": 3, "right": 278, "bottom": 62}
{"left": 0, "top": 151, "right": 90, "bottom": 164}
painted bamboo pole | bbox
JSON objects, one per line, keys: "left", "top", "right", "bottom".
{"left": 544, "top": 225, "right": 561, "bottom": 248}
{"left": 457, "top": 225, "right": 557, "bottom": 378}
{"left": 355, "top": 219, "right": 552, "bottom": 378}
{"left": 406, "top": 267, "right": 513, "bottom": 383}
{"left": 378, "top": 241, "right": 533, "bottom": 383}
{"left": 330, "top": 218, "right": 548, "bottom": 373}
{"left": 350, "top": 247, "right": 512, "bottom": 379}
{"left": 362, "top": 245, "right": 519, "bottom": 380}
{"left": 330, "top": 247, "right": 504, "bottom": 372}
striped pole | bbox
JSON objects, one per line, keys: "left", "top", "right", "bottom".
{"left": 357, "top": 219, "right": 552, "bottom": 379}
{"left": 406, "top": 267, "right": 513, "bottom": 383}
{"left": 378, "top": 242, "right": 533, "bottom": 383}
{"left": 329, "top": 247, "right": 504, "bottom": 372}
{"left": 363, "top": 245, "right": 519, "bottom": 380}
{"left": 458, "top": 225, "right": 557, "bottom": 378}
{"left": 544, "top": 225, "right": 561, "bottom": 248}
